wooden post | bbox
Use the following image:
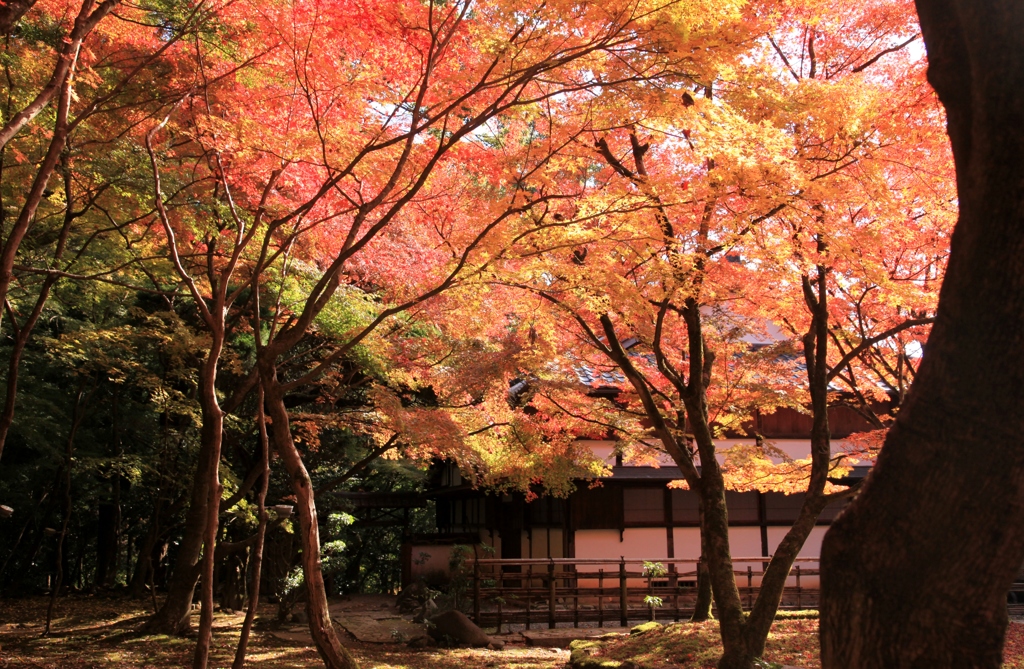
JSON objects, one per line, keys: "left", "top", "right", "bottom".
{"left": 598, "top": 569, "right": 605, "bottom": 627}
{"left": 526, "top": 563, "right": 533, "bottom": 630}
{"left": 647, "top": 568, "right": 655, "bottom": 621}
{"left": 473, "top": 559, "right": 481, "bottom": 623}
{"left": 548, "top": 558, "right": 556, "bottom": 629}
{"left": 747, "top": 565, "right": 753, "bottom": 609}
{"left": 497, "top": 571, "right": 504, "bottom": 636}
{"left": 795, "top": 565, "right": 801, "bottom": 609}
{"left": 619, "top": 558, "right": 628, "bottom": 627}
{"left": 573, "top": 562, "right": 579, "bottom": 628}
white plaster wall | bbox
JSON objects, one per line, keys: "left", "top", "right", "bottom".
{"left": 529, "top": 529, "right": 548, "bottom": 558}
{"left": 574, "top": 529, "right": 623, "bottom": 562}
{"left": 549, "top": 528, "right": 564, "bottom": 558}
{"left": 584, "top": 436, "right": 875, "bottom": 467}
{"left": 766, "top": 525, "right": 825, "bottom": 589}
{"left": 672, "top": 527, "right": 702, "bottom": 559}
{"left": 407, "top": 544, "right": 453, "bottom": 580}
{"left": 621, "top": 528, "right": 669, "bottom": 559}
{"left": 574, "top": 528, "right": 668, "bottom": 587}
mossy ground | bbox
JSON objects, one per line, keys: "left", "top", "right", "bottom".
{"left": 5, "top": 598, "right": 1024, "bottom": 669}
{"left": 569, "top": 616, "right": 1024, "bottom": 669}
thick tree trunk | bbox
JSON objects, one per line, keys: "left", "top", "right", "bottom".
{"left": 143, "top": 448, "right": 210, "bottom": 634}
{"left": 690, "top": 561, "right": 713, "bottom": 622}
{"left": 690, "top": 499, "right": 714, "bottom": 622}
{"left": 820, "top": 2, "right": 1024, "bottom": 668}
{"left": 261, "top": 367, "right": 360, "bottom": 669}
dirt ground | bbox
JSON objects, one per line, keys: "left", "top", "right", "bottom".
{"left": 6, "top": 596, "right": 1024, "bottom": 669}
{"left": 0, "top": 596, "right": 567, "bottom": 669}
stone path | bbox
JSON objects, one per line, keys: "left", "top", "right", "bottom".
{"left": 521, "top": 628, "right": 626, "bottom": 648}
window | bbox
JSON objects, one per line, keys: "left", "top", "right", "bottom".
{"left": 527, "top": 497, "right": 566, "bottom": 525}
{"left": 671, "top": 489, "right": 700, "bottom": 524}
{"left": 726, "top": 492, "right": 760, "bottom": 523}
{"left": 624, "top": 487, "right": 665, "bottom": 524}
{"left": 764, "top": 492, "right": 804, "bottom": 523}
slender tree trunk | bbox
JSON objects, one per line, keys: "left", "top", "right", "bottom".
{"left": 95, "top": 502, "right": 118, "bottom": 588}
{"left": 232, "top": 386, "right": 271, "bottom": 669}
{"left": 44, "top": 379, "right": 89, "bottom": 635}
{"left": 261, "top": 365, "right": 360, "bottom": 669}
{"left": 0, "top": 486, "right": 50, "bottom": 586}
{"left": 820, "top": 2, "right": 1024, "bottom": 667}
{"left": 44, "top": 458, "right": 73, "bottom": 636}
{"left": 129, "top": 495, "right": 165, "bottom": 598}
{"left": 192, "top": 333, "right": 226, "bottom": 669}
{"left": 145, "top": 347, "right": 224, "bottom": 637}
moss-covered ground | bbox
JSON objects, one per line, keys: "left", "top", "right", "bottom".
{"left": 5, "top": 598, "right": 1024, "bottom": 669}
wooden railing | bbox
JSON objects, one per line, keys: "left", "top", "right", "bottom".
{"left": 469, "top": 557, "right": 822, "bottom": 631}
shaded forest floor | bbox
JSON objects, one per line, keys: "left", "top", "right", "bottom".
{"left": 4, "top": 596, "right": 1024, "bottom": 669}
{"left": 0, "top": 596, "right": 566, "bottom": 669}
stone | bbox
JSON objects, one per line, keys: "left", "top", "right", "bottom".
{"left": 428, "top": 610, "right": 504, "bottom": 649}
{"left": 567, "top": 639, "right": 640, "bottom": 669}
{"left": 406, "top": 634, "right": 432, "bottom": 648}
{"left": 396, "top": 581, "right": 429, "bottom": 612}
{"left": 413, "top": 598, "right": 438, "bottom": 623}
{"left": 629, "top": 621, "right": 662, "bottom": 635}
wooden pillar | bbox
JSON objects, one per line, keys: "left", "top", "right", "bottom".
{"left": 473, "top": 559, "right": 481, "bottom": 623}
{"left": 619, "top": 557, "right": 628, "bottom": 627}
{"left": 548, "top": 558, "right": 556, "bottom": 629}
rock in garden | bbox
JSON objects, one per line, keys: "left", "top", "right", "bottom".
{"left": 428, "top": 610, "right": 504, "bottom": 649}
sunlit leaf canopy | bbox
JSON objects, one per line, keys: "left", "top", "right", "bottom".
{"left": 0, "top": 0, "right": 949, "bottom": 497}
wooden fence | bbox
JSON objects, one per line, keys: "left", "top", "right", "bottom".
{"left": 469, "top": 557, "right": 822, "bottom": 631}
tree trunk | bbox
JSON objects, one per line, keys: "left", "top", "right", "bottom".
{"left": 129, "top": 495, "right": 165, "bottom": 598}
{"left": 690, "top": 501, "right": 713, "bottom": 622}
{"left": 0, "top": 0, "right": 37, "bottom": 35}
{"left": 690, "top": 558, "right": 713, "bottom": 622}
{"left": 143, "top": 448, "right": 211, "bottom": 634}
{"left": 261, "top": 366, "right": 360, "bottom": 669}
{"left": 44, "top": 379, "right": 89, "bottom": 635}
{"left": 145, "top": 373, "right": 223, "bottom": 636}
{"left": 191, "top": 334, "right": 226, "bottom": 669}
{"left": 820, "top": 2, "right": 1024, "bottom": 668}
{"left": 232, "top": 386, "right": 271, "bottom": 669}
{"left": 95, "top": 503, "right": 119, "bottom": 588}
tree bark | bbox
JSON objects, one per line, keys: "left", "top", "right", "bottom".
{"left": 261, "top": 365, "right": 360, "bottom": 669}
{"left": 191, "top": 332, "right": 226, "bottom": 669}
{"left": 143, "top": 441, "right": 212, "bottom": 634}
{"left": 820, "top": 2, "right": 1024, "bottom": 667}
{"left": 232, "top": 386, "right": 271, "bottom": 669}
{"left": 690, "top": 503, "right": 713, "bottom": 622}
{"left": 0, "top": 0, "right": 37, "bottom": 35}
{"left": 44, "top": 378, "right": 90, "bottom": 635}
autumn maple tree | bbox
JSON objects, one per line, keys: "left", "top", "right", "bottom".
{"left": 0, "top": 1, "right": 969, "bottom": 669}
{"left": 482, "top": 0, "right": 953, "bottom": 666}
{"left": 133, "top": 0, "right": 692, "bottom": 667}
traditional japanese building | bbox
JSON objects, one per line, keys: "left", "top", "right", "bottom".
{"left": 403, "top": 405, "right": 874, "bottom": 587}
